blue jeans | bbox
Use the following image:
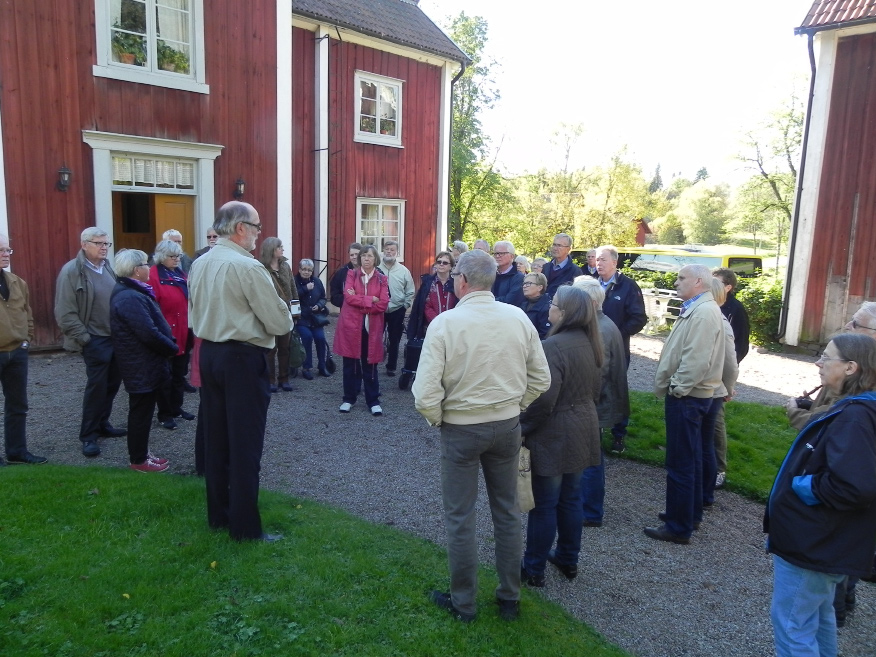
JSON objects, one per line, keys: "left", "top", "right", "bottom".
{"left": 663, "top": 395, "right": 713, "bottom": 537}
{"left": 297, "top": 324, "right": 326, "bottom": 371}
{"left": 0, "top": 346, "right": 29, "bottom": 458}
{"left": 580, "top": 448, "right": 605, "bottom": 523}
{"left": 771, "top": 555, "right": 844, "bottom": 657}
{"left": 523, "top": 470, "right": 584, "bottom": 576}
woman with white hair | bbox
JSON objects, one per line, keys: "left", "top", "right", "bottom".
{"left": 111, "top": 249, "right": 178, "bottom": 472}
{"left": 149, "top": 239, "right": 196, "bottom": 430}
{"left": 515, "top": 255, "right": 531, "bottom": 274}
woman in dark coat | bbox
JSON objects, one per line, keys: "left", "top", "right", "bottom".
{"left": 766, "top": 333, "right": 876, "bottom": 656}
{"left": 295, "top": 258, "right": 330, "bottom": 379}
{"left": 110, "top": 249, "right": 178, "bottom": 472}
{"left": 518, "top": 271, "right": 551, "bottom": 339}
{"left": 149, "top": 239, "right": 195, "bottom": 430}
{"left": 259, "top": 237, "right": 297, "bottom": 392}
{"left": 520, "top": 285, "right": 603, "bottom": 587}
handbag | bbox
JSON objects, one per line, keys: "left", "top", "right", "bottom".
{"left": 325, "top": 348, "right": 336, "bottom": 374}
{"left": 288, "top": 328, "right": 306, "bottom": 369}
{"left": 518, "top": 446, "right": 535, "bottom": 513}
{"left": 312, "top": 311, "right": 330, "bottom": 328}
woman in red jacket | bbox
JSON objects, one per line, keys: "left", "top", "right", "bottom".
{"left": 332, "top": 244, "right": 389, "bottom": 416}
{"left": 148, "top": 240, "right": 195, "bottom": 430}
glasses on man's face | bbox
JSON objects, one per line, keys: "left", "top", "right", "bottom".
{"left": 436, "top": 260, "right": 451, "bottom": 266}
{"left": 850, "top": 319, "right": 876, "bottom": 332}
{"left": 450, "top": 271, "right": 462, "bottom": 278}
{"left": 207, "top": 234, "right": 218, "bottom": 240}
{"left": 493, "top": 251, "right": 510, "bottom": 257}
{"left": 87, "top": 240, "right": 112, "bottom": 248}
{"left": 552, "top": 243, "right": 570, "bottom": 249}
{"left": 0, "top": 249, "right": 13, "bottom": 255}
{"left": 240, "top": 221, "right": 262, "bottom": 233}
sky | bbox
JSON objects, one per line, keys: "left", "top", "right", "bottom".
{"left": 419, "top": 0, "right": 815, "bottom": 186}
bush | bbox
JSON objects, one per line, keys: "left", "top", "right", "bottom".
{"left": 621, "top": 267, "right": 677, "bottom": 290}
{"left": 736, "top": 275, "right": 784, "bottom": 347}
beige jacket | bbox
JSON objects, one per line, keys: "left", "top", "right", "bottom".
{"left": 412, "top": 291, "right": 550, "bottom": 426}
{"left": 654, "top": 292, "right": 725, "bottom": 399}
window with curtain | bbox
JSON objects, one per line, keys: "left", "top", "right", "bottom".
{"left": 356, "top": 198, "right": 405, "bottom": 257}
{"left": 109, "top": 0, "right": 192, "bottom": 76}
{"left": 354, "top": 72, "right": 403, "bottom": 147}
{"left": 112, "top": 155, "right": 196, "bottom": 192}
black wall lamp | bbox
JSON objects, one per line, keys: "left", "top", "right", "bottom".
{"left": 56, "top": 165, "right": 72, "bottom": 192}
{"left": 233, "top": 177, "right": 245, "bottom": 200}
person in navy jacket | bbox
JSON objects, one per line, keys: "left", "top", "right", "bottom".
{"left": 544, "top": 233, "right": 583, "bottom": 298}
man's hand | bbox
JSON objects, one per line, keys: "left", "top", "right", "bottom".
{"left": 785, "top": 397, "right": 799, "bottom": 412}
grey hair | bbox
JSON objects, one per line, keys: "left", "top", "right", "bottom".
{"left": 710, "top": 275, "right": 727, "bottom": 305}
{"left": 515, "top": 255, "right": 530, "bottom": 270}
{"left": 162, "top": 229, "right": 182, "bottom": 240}
{"left": 81, "top": 227, "right": 108, "bottom": 242}
{"left": 114, "top": 248, "right": 148, "bottom": 278}
{"left": 532, "top": 257, "right": 547, "bottom": 266}
{"left": 494, "top": 240, "right": 516, "bottom": 256}
{"left": 213, "top": 201, "right": 256, "bottom": 236}
{"left": 572, "top": 275, "right": 605, "bottom": 306}
{"left": 857, "top": 302, "right": 876, "bottom": 322}
{"left": 153, "top": 239, "right": 182, "bottom": 266}
{"left": 299, "top": 259, "right": 315, "bottom": 269}
{"left": 452, "top": 240, "right": 468, "bottom": 253}
{"left": 383, "top": 239, "right": 399, "bottom": 250}
{"left": 683, "top": 264, "right": 714, "bottom": 290}
{"left": 554, "top": 233, "right": 573, "bottom": 248}
{"left": 473, "top": 239, "right": 491, "bottom": 251}
{"left": 456, "top": 249, "right": 496, "bottom": 291}
{"left": 596, "top": 245, "right": 618, "bottom": 261}
{"left": 358, "top": 244, "right": 382, "bottom": 268}
{"left": 524, "top": 271, "right": 547, "bottom": 293}
{"left": 586, "top": 249, "right": 596, "bottom": 257}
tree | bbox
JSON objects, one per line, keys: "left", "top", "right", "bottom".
{"left": 648, "top": 164, "right": 663, "bottom": 194}
{"left": 675, "top": 184, "right": 730, "bottom": 245}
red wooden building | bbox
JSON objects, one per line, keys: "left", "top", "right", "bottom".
{"left": 784, "top": 0, "right": 876, "bottom": 349}
{"left": 0, "top": 0, "right": 467, "bottom": 346}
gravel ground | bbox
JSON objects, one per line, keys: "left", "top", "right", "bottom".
{"left": 19, "top": 333, "right": 876, "bottom": 657}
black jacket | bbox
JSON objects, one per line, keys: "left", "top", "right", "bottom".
{"left": 765, "top": 394, "right": 876, "bottom": 577}
{"left": 721, "top": 292, "right": 750, "bottom": 363}
{"left": 492, "top": 268, "right": 524, "bottom": 304}
{"left": 601, "top": 272, "right": 647, "bottom": 360}
{"left": 519, "top": 293, "right": 551, "bottom": 340}
{"left": 330, "top": 264, "right": 354, "bottom": 308}
{"left": 545, "top": 258, "right": 584, "bottom": 298}
{"left": 295, "top": 274, "right": 328, "bottom": 329}
{"left": 407, "top": 273, "right": 455, "bottom": 340}
{"left": 109, "top": 278, "right": 177, "bottom": 394}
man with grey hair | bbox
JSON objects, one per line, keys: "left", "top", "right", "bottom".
{"left": 162, "top": 229, "right": 193, "bottom": 273}
{"left": 55, "top": 227, "right": 125, "bottom": 457}
{"left": 413, "top": 249, "right": 550, "bottom": 623}
{"left": 585, "top": 249, "right": 598, "bottom": 277}
{"left": 573, "top": 275, "right": 628, "bottom": 527}
{"left": 473, "top": 239, "right": 491, "bottom": 253}
{"left": 646, "top": 264, "right": 725, "bottom": 544}
{"left": 545, "top": 233, "right": 583, "bottom": 297}
{"left": 189, "top": 201, "right": 292, "bottom": 542}
{"left": 379, "top": 240, "right": 415, "bottom": 377}
{"left": 491, "top": 240, "right": 524, "bottom": 304}
{"left": 450, "top": 240, "right": 468, "bottom": 260}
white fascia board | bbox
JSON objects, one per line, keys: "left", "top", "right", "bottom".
{"left": 277, "top": 0, "right": 293, "bottom": 247}
{"left": 315, "top": 25, "right": 330, "bottom": 287}
{"left": 82, "top": 131, "right": 223, "bottom": 160}
{"left": 292, "top": 16, "right": 463, "bottom": 72}
{"left": 784, "top": 30, "right": 838, "bottom": 346}
{"left": 436, "top": 61, "right": 453, "bottom": 252}
{"left": 0, "top": 90, "right": 8, "bottom": 251}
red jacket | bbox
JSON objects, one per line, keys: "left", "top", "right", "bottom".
{"left": 332, "top": 268, "right": 389, "bottom": 363}
{"left": 148, "top": 265, "right": 189, "bottom": 356}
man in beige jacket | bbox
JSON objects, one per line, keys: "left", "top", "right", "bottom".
{"left": 646, "top": 265, "right": 724, "bottom": 545}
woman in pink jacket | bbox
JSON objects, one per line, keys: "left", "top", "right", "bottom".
{"left": 333, "top": 244, "right": 390, "bottom": 416}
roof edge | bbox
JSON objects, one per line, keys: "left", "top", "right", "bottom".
{"left": 795, "top": 15, "right": 876, "bottom": 35}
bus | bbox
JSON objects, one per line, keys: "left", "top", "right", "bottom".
{"left": 572, "top": 246, "right": 762, "bottom": 277}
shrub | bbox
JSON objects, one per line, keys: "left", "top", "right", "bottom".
{"left": 621, "top": 267, "right": 677, "bottom": 291}
{"left": 736, "top": 275, "right": 784, "bottom": 347}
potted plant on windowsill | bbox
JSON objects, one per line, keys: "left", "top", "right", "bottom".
{"left": 157, "top": 41, "right": 190, "bottom": 74}
{"left": 111, "top": 25, "right": 146, "bottom": 66}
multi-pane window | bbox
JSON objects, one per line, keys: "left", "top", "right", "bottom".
{"left": 354, "top": 72, "right": 403, "bottom": 147}
{"left": 112, "top": 155, "right": 195, "bottom": 191}
{"left": 357, "top": 199, "right": 405, "bottom": 256}
{"left": 110, "top": 0, "right": 192, "bottom": 75}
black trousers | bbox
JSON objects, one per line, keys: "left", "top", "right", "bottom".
{"left": 384, "top": 307, "right": 406, "bottom": 371}
{"left": 200, "top": 341, "right": 271, "bottom": 540}
{"left": 79, "top": 335, "right": 122, "bottom": 442}
{"left": 127, "top": 389, "right": 158, "bottom": 464}
{"left": 157, "top": 352, "right": 190, "bottom": 421}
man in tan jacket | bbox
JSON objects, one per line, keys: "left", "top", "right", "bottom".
{"left": 646, "top": 265, "right": 724, "bottom": 545}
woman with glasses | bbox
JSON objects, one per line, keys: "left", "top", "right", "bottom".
{"left": 333, "top": 245, "right": 389, "bottom": 415}
{"left": 295, "top": 258, "right": 331, "bottom": 379}
{"left": 149, "top": 240, "right": 196, "bottom": 430}
{"left": 531, "top": 258, "right": 547, "bottom": 275}
{"left": 766, "top": 333, "right": 876, "bottom": 656}
{"left": 520, "top": 285, "right": 603, "bottom": 588}
{"left": 110, "top": 249, "right": 178, "bottom": 472}
{"left": 519, "top": 272, "right": 551, "bottom": 339}
{"left": 399, "top": 252, "right": 458, "bottom": 390}
{"left": 258, "top": 238, "right": 297, "bottom": 392}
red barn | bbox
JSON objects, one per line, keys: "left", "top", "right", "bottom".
{"left": 0, "top": 0, "right": 467, "bottom": 346}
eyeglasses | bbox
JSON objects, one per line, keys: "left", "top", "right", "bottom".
{"left": 436, "top": 260, "right": 451, "bottom": 266}
{"left": 522, "top": 282, "right": 537, "bottom": 287}
{"left": 493, "top": 251, "right": 510, "bottom": 257}
{"left": 206, "top": 234, "right": 219, "bottom": 240}
{"left": 850, "top": 319, "right": 876, "bottom": 332}
{"left": 0, "top": 249, "right": 13, "bottom": 255}
{"left": 87, "top": 241, "right": 112, "bottom": 248}
{"left": 240, "top": 221, "right": 262, "bottom": 232}
{"left": 450, "top": 271, "right": 463, "bottom": 278}
{"left": 816, "top": 354, "right": 848, "bottom": 364}
{"left": 552, "top": 243, "right": 571, "bottom": 249}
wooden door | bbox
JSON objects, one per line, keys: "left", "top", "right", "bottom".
{"left": 154, "top": 194, "right": 195, "bottom": 255}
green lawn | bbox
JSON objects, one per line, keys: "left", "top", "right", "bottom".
{"left": 623, "top": 391, "right": 796, "bottom": 502}
{"left": 0, "top": 467, "right": 629, "bottom": 657}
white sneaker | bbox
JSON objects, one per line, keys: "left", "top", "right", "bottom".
{"left": 370, "top": 405, "right": 383, "bottom": 416}
{"left": 339, "top": 402, "right": 353, "bottom": 413}
{"left": 715, "top": 471, "right": 726, "bottom": 489}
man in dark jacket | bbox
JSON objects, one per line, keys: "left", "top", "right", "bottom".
{"left": 544, "top": 233, "right": 583, "bottom": 298}
{"left": 491, "top": 240, "right": 524, "bottom": 304}
{"left": 596, "top": 245, "right": 647, "bottom": 453}
{"left": 712, "top": 268, "right": 750, "bottom": 363}
{"left": 329, "top": 242, "right": 362, "bottom": 308}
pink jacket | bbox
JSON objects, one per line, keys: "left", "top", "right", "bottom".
{"left": 332, "top": 267, "right": 389, "bottom": 363}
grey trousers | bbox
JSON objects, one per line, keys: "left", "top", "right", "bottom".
{"left": 713, "top": 402, "right": 727, "bottom": 473}
{"left": 439, "top": 416, "right": 522, "bottom": 616}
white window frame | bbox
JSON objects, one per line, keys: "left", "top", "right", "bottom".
{"left": 356, "top": 198, "right": 406, "bottom": 260}
{"left": 353, "top": 71, "right": 403, "bottom": 148}
{"left": 110, "top": 154, "right": 198, "bottom": 194}
{"left": 93, "top": 0, "right": 209, "bottom": 95}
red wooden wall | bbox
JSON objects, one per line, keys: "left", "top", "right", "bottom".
{"left": 291, "top": 26, "right": 317, "bottom": 273}
{"left": 802, "top": 32, "right": 876, "bottom": 342}
{"left": 0, "top": 0, "right": 278, "bottom": 346}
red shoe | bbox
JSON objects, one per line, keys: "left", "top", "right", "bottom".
{"left": 130, "top": 460, "right": 169, "bottom": 473}
{"left": 147, "top": 453, "right": 169, "bottom": 465}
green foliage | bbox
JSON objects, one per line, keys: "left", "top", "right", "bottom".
{"left": 675, "top": 183, "right": 730, "bottom": 245}
{"left": 623, "top": 392, "right": 797, "bottom": 503}
{"left": 649, "top": 211, "right": 684, "bottom": 244}
{"left": 736, "top": 274, "right": 785, "bottom": 347}
{"left": 0, "top": 467, "right": 629, "bottom": 657}
{"left": 157, "top": 41, "right": 190, "bottom": 74}
{"left": 621, "top": 266, "right": 677, "bottom": 291}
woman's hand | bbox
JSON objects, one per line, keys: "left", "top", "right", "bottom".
{"left": 372, "top": 296, "right": 379, "bottom": 304}
{"left": 311, "top": 305, "right": 319, "bottom": 311}
{"left": 306, "top": 282, "right": 314, "bottom": 290}
{"left": 347, "top": 288, "right": 355, "bottom": 295}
